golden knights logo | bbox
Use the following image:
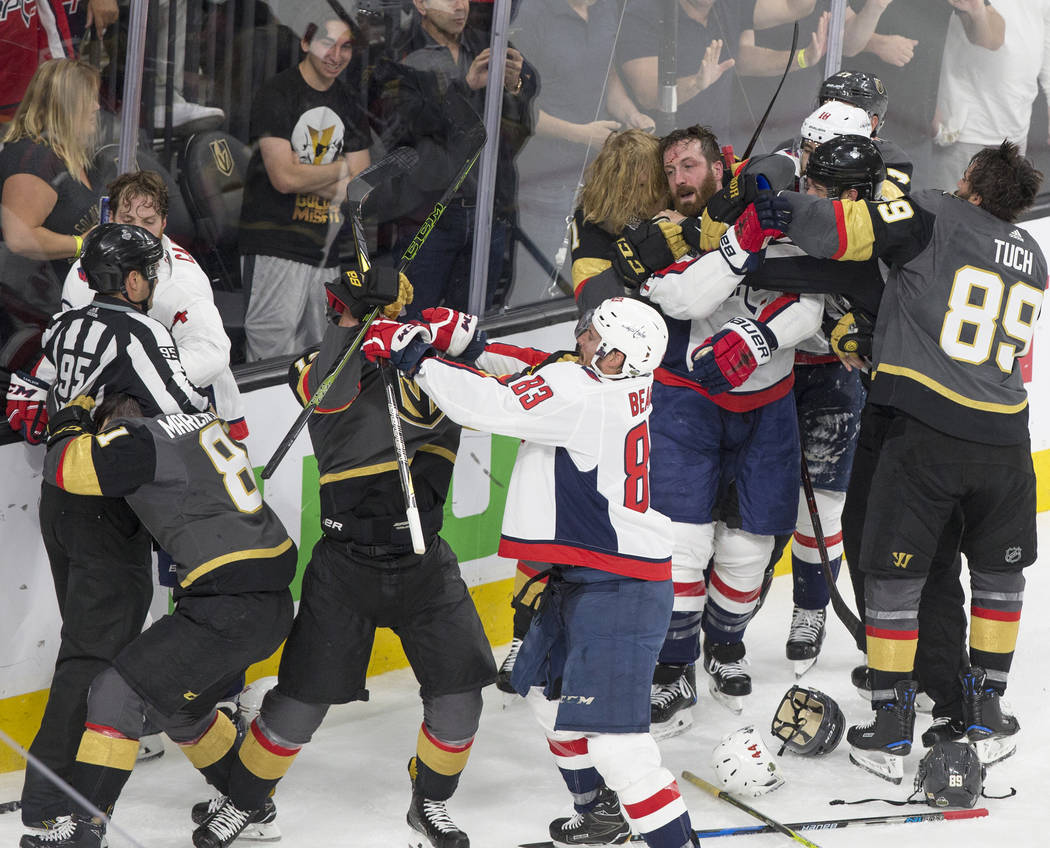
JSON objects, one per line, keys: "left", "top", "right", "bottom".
{"left": 395, "top": 373, "right": 443, "bottom": 429}
{"left": 209, "top": 138, "right": 235, "bottom": 177}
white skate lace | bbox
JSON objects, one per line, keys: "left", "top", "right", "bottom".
{"left": 499, "top": 638, "right": 522, "bottom": 673}
{"left": 788, "top": 608, "right": 825, "bottom": 644}
{"left": 651, "top": 675, "right": 690, "bottom": 709}
{"left": 205, "top": 802, "right": 252, "bottom": 842}
{"left": 422, "top": 799, "right": 460, "bottom": 834}
{"left": 202, "top": 797, "right": 226, "bottom": 818}
{"left": 710, "top": 658, "right": 749, "bottom": 682}
{"left": 33, "top": 816, "right": 77, "bottom": 842}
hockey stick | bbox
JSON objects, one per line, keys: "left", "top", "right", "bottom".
{"left": 517, "top": 806, "right": 988, "bottom": 846}
{"left": 345, "top": 146, "right": 420, "bottom": 209}
{"left": 799, "top": 449, "right": 864, "bottom": 644}
{"left": 740, "top": 22, "right": 799, "bottom": 161}
{"left": 681, "top": 771, "right": 823, "bottom": 848}
{"left": 261, "top": 127, "right": 487, "bottom": 480}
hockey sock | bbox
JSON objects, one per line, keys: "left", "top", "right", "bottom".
{"left": 412, "top": 724, "right": 475, "bottom": 802}
{"left": 547, "top": 735, "right": 603, "bottom": 811}
{"left": 969, "top": 570, "right": 1025, "bottom": 692}
{"left": 657, "top": 609, "right": 703, "bottom": 666}
{"left": 864, "top": 574, "right": 924, "bottom": 702}
{"left": 70, "top": 724, "right": 139, "bottom": 817}
{"left": 225, "top": 717, "right": 301, "bottom": 810}
{"left": 178, "top": 709, "right": 240, "bottom": 793}
{"left": 791, "top": 486, "right": 845, "bottom": 608}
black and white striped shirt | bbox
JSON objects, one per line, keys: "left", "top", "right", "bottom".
{"left": 42, "top": 295, "right": 209, "bottom": 417}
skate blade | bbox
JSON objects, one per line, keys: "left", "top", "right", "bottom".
{"left": 792, "top": 657, "right": 818, "bottom": 678}
{"left": 707, "top": 681, "right": 746, "bottom": 715}
{"left": 848, "top": 747, "right": 904, "bottom": 784}
{"left": 650, "top": 708, "right": 694, "bottom": 740}
{"left": 971, "top": 735, "right": 1017, "bottom": 766}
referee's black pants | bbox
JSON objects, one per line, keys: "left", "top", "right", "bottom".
{"left": 21, "top": 483, "right": 152, "bottom": 825}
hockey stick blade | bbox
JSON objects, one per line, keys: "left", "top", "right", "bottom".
{"left": 682, "top": 771, "right": 823, "bottom": 848}
{"left": 517, "top": 806, "right": 988, "bottom": 846}
{"left": 345, "top": 146, "right": 420, "bottom": 206}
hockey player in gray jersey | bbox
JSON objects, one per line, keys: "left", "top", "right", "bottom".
{"left": 758, "top": 140, "right": 1045, "bottom": 782}
{"left": 25, "top": 394, "right": 296, "bottom": 848}
{"left": 190, "top": 266, "right": 496, "bottom": 848}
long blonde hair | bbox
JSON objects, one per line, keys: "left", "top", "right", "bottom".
{"left": 578, "top": 129, "right": 669, "bottom": 233}
{"left": 3, "top": 59, "right": 100, "bottom": 181}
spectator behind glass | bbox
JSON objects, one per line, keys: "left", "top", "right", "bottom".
{"left": 0, "top": 59, "right": 102, "bottom": 335}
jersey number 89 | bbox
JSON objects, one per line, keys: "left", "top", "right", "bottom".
{"left": 940, "top": 265, "right": 1042, "bottom": 372}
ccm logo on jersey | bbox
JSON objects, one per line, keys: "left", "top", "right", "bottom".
{"left": 560, "top": 694, "right": 596, "bottom": 705}
{"left": 629, "top": 386, "right": 651, "bottom": 416}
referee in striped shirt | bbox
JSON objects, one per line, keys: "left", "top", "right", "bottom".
{"left": 21, "top": 223, "right": 210, "bottom": 831}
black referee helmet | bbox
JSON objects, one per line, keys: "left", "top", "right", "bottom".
{"left": 81, "top": 223, "right": 164, "bottom": 295}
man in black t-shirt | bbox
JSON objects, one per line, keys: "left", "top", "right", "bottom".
{"left": 239, "top": 14, "right": 371, "bottom": 362}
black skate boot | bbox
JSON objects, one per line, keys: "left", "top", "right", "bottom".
{"left": 851, "top": 663, "right": 871, "bottom": 699}
{"left": 192, "top": 798, "right": 272, "bottom": 848}
{"left": 650, "top": 664, "right": 697, "bottom": 740}
{"left": 846, "top": 679, "right": 917, "bottom": 784}
{"left": 20, "top": 815, "right": 105, "bottom": 848}
{"left": 703, "top": 642, "right": 751, "bottom": 715}
{"left": 191, "top": 797, "right": 279, "bottom": 840}
{"left": 496, "top": 637, "right": 522, "bottom": 694}
{"left": 920, "top": 716, "right": 966, "bottom": 748}
{"left": 549, "top": 785, "right": 630, "bottom": 847}
{"left": 961, "top": 665, "right": 1019, "bottom": 765}
{"left": 407, "top": 789, "right": 469, "bottom": 848}
{"left": 786, "top": 606, "right": 826, "bottom": 677}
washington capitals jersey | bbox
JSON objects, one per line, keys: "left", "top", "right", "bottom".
{"left": 44, "top": 411, "right": 295, "bottom": 595}
{"left": 415, "top": 347, "right": 672, "bottom": 581}
{"left": 289, "top": 323, "right": 460, "bottom": 547}
{"left": 641, "top": 245, "right": 824, "bottom": 411}
{"left": 785, "top": 188, "right": 1046, "bottom": 444}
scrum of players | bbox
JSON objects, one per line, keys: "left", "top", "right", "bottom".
{"left": 15, "top": 67, "right": 1044, "bottom": 848}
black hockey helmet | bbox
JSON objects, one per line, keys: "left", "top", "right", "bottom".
{"left": 806, "top": 136, "right": 886, "bottom": 201}
{"left": 80, "top": 223, "right": 164, "bottom": 296}
{"left": 771, "top": 685, "right": 844, "bottom": 756}
{"left": 819, "top": 70, "right": 889, "bottom": 131}
{"left": 915, "top": 741, "right": 984, "bottom": 808}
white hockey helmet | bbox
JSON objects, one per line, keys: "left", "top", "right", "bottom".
{"left": 799, "top": 100, "right": 871, "bottom": 148}
{"left": 589, "top": 297, "right": 668, "bottom": 378}
{"left": 711, "top": 725, "right": 786, "bottom": 797}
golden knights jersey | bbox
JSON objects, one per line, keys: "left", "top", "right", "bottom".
{"left": 289, "top": 323, "right": 460, "bottom": 547}
{"left": 44, "top": 412, "right": 295, "bottom": 595}
{"left": 785, "top": 187, "right": 1047, "bottom": 445}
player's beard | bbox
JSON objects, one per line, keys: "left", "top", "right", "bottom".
{"left": 674, "top": 170, "right": 719, "bottom": 217}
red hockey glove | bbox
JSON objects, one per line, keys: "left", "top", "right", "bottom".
{"left": 6, "top": 370, "right": 49, "bottom": 444}
{"left": 362, "top": 319, "right": 434, "bottom": 374}
{"left": 225, "top": 417, "right": 250, "bottom": 442}
{"left": 421, "top": 307, "right": 486, "bottom": 359}
{"left": 690, "top": 316, "right": 778, "bottom": 394}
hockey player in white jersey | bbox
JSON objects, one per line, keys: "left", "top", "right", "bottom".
{"left": 638, "top": 195, "right": 824, "bottom": 714}
{"left": 365, "top": 298, "right": 699, "bottom": 848}
{"left": 60, "top": 171, "right": 246, "bottom": 434}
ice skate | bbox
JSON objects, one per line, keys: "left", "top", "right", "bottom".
{"left": 920, "top": 716, "right": 966, "bottom": 748}
{"left": 548, "top": 785, "right": 630, "bottom": 847}
{"left": 496, "top": 637, "right": 522, "bottom": 695}
{"left": 649, "top": 664, "right": 696, "bottom": 740}
{"left": 407, "top": 790, "right": 469, "bottom": 848}
{"left": 846, "top": 679, "right": 917, "bottom": 784}
{"left": 193, "top": 798, "right": 273, "bottom": 848}
{"left": 19, "top": 815, "right": 105, "bottom": 848}
{"left": 786, "top": 606, "right": 825, "bottom": 678}
{"left": 191, "top": 797, "right": 279, "bottom": 841}
{"left": 703, "top": 645, "right": 750, "bottom": 715}
{"left": 851, "top": 663, "right": 871, "bottom": 700}
{"left": 961, "top": 666, "right": 1019, "bottom": 765}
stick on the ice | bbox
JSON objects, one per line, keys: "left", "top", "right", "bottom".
{"left": 681, "top": 770, "right": 823, "bottom": 848}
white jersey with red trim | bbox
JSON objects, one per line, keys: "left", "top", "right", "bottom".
{"left": 641, "top": 243, "right": 824, "bottom": 411}
{"left": 415, "top": 348, "right": 672, "bottom": 581}
{"left": 60, "top": 235, "right": 244, "bottom": 421}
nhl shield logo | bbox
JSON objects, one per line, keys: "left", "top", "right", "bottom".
{"left": 210, "top": 138, "right": 235, "bottom": 177}
{"left": 1005, "top": 546, "right": 1022, "bottom": 564}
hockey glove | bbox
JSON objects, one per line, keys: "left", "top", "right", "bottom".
{"left": 690, "top": 316, "right": 778, "bottom": 394}
{"left": 326, "top": 263, "right": 408, "bottom": 320}
{"left": 225, "top": 417, "right": 250, "bottom": 442}
{"left": 718, "top": 205, "right": 770, "bottom": 274}
{"left": 705, "top": 173, "right": 770, "bottom": 224}
{"left": 421, "top": 308, "right": 487, "bottom": 360}
{"left": 46, "top": 395, "right": 96, "bottom": 447}
{"left": 753, "top": 189, "right": 792, "bottom": 233}
{"left": 830, "top": 308, "right": 876, "bottom": 368}
{"left": 362, "top": 319, "right": 434, "bottom": 374}
{"left": 6, "top": 369, "right": 49, "bottom": 444}
{"left": 612, "top": 218, "right": 689, "bottom": 289}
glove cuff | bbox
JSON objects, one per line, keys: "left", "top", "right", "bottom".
{"left": 718, "top": 225, "right": 763, "bottom": 275}
{"left": 724, "top": 316, "right": 777, "bottom": 364}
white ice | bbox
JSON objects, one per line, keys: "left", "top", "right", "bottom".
{"left": 2, "top": 512, "right": 1046, "bottom": 847}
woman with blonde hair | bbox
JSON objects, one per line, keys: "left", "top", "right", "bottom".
{"left": 0, "top": 58, "right": 102, "bottom": 308}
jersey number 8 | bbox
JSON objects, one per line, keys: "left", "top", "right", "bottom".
{"left": 200, "top": 422, "right": 263, "bottom": 513}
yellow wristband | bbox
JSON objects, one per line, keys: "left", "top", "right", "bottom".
{"left": 72, "top": 234, "right": 83, "bottom": 259}
{"left": 796, "top": 48, "right": 808, "bottom": 69}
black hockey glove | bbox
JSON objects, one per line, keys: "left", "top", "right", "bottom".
{"left": 46, "top": 395, "right": 96, "bottom": 448}
{"left": 326, "top": 262, "right": 402, "bottom": 320}
{"left": 612, "top": 219, "right": 688, "bottom": 289}
{"left": 705, "top": 173, "right": 769, "bottom": 224}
